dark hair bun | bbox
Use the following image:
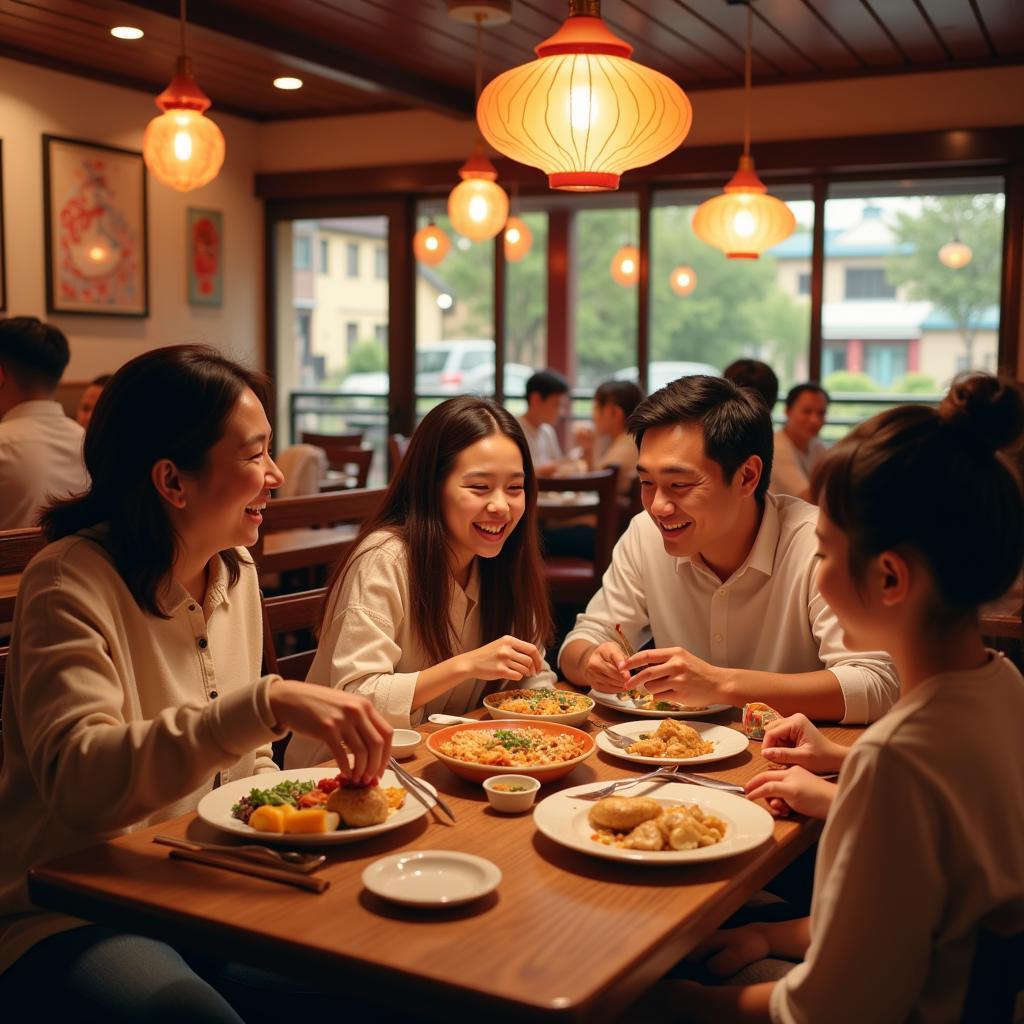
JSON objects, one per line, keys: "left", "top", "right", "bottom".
{"left": 939, "top": 373, "right": 1024, "bottom": 454}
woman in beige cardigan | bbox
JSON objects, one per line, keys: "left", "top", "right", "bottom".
{"left": 0, "top": 345, "right": 390, "bottom": 1020}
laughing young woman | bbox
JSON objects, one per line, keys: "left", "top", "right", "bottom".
{"left": 0, "top": 346, "right": 391, "bottom": 1020}
{"left": 286, "top": 396, "right": 555, "bottom": 767}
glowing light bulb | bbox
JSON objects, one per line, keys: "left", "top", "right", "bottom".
{"left": 569, "top": 85, "right": 595, "bottom": 131}
{"left": 425, "top": 236, "right": 439, "bottom": 251}
{"left": 732, "top": 208, "right": 756, "bottom": 237}
{"left": 173, "top": 130, "right": 193, "bottom": 161}
{"left": 468, "top": 195, "right": 489, "bottom": 223}
{"left": 506, "top": 227, "right": 520, "bottom": 244}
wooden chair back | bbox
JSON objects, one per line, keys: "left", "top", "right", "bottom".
{"left": 0, "top": 528, "right": 47, "bottom": 574}
{"left": 250, "top": 488, "right": 384, "bottom": 577}
{"left": 0, "top": 645, "right": 6, "bottom": 767}
{"left": 321, "top": 446, "right": 372, "bottom": 489}
{"left": 260, "top": 587, "right": 327, "bottom": 680}
{"left": 300, "top": 431, "right": 365, "bottom": 472}
{"left": 0, "top": 528, "right": 47, "bottom": 624}
{"left": 388, "top": 433, "right": 410, "bottom": 476}
{"left": 538, "top": 467, "right": 618, "bottom": 605}
{"left": 961, "top": 899, "right": 1024, "bottom": 1022}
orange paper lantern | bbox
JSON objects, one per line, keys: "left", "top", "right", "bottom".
{"left": 611, "top": 245, "right": 639, "bottom": 287}
{"left": 413, "top": 222, "right": 451, "bottom": 265}
{"left": 476, "top": 1, "right": 691, "bottom": 192}
{"left": 503, "top": 216, "right": 533, "bottom": 262}
{"left": 448, "top": 148, "right": 509, "bottom": 242}
{"left": 938, "top": 239, "right": 972, "bottom": 268}
{"left": 669, "top": 265, "right": 697, "bottom": 296}
{"left": 143, "top": 56, "right": 225, "bottom": 192}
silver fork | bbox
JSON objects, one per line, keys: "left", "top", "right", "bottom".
{"left": 602, "top": 725, "right": 640, "bottom": 749}
{"left": 577, "top": 765, "right": 680, "bottom": 800}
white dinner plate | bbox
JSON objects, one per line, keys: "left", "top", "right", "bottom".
{"left": 595, "top": 719, "right": 749, "bottom": 766}
{"left": 362, "top": 850, "right": 501, "bottom": 906}
{"left": 588, "top": 688, "right": 732, "bottom": 719}
{"left": 197, "top": 767, "right": 435, "bottom": 846}
{"left": 533, "top": 781, "right": 773, "bottom": 865}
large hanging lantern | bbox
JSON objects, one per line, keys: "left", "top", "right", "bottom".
{"left": 447, "top": 148, "right": 509, "bottom": 241}
{"left": 504, "top": 216, "right": 533, "bottom": 262}
{"left": 669, "top": 265, "right": 697, "bottom": 296}
{"left": 692, "top": 156, "right": 795, "bottom": 259}
{"left": 477, "top": 0, "right": 692, "bottom": 192}
{"left": 413, "top": 221, "right": 451, "bottom": 266}
{"left": 692, "top": 4, "right": 794, "bottom": 259}
{"left": 611, "top": 245, "right": 639, "bottom": 287}
{"left": 938, "top": 238, "right": 972, "bottom": 268}
{"left": 143, "top": 3, "right": 224, "bottom": 193}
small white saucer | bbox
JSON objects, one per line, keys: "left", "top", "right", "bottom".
{"left": 362, "top": 850, "right": 501, "bottom": 907}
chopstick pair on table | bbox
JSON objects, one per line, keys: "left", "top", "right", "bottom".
{"left": 389, "top": 757, "right": 456, "bottom": 822}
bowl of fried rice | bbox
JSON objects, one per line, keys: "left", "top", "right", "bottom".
{"left": 426, "top": 720, "right": 596, "bottom": 783}
{"left": 482, "top": 688, "right": 594, "bottom": 728}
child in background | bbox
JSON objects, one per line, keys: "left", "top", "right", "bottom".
{"left": 574, "top": 380, "right": 644, "bottom": 497}
{"left": 658, "top": 373, "right": 1024, "bottom": 1023}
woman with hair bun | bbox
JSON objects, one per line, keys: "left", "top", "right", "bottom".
{"left": 287, "top": 395, "right": 555, "bottom": 767}
{"left": 666, "top": 373, "right": 1024, "bottom": 1022}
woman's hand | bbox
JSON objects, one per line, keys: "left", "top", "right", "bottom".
{"left": 686, "top": 924, "right": 771, "bottom": 978}
{"left": 761, "top": 713, "right": 848, "bottom": 774}
{"left": 459, "top": 636, "right": 543, "bottom": 683}
{"left": 745, "top": 765, "right": 837, "bottom": 820}
{"left": 269, "top": 680, "right": 393, "bottom": 784}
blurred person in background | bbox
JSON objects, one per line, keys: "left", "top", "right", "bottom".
{"left": 74, "top": 373, "right": 111, "bottom": 430}
{"left": 0, "top": 316, "right": 88, "bottom": 529}
{"left": 723, "top": 358, "right": 780, "bottom": 414}
{"left": 517, "top": 369, "right": 571, "bottom": 476}
{"left": 771, "top": 383, "right": 830, "bottom": 502}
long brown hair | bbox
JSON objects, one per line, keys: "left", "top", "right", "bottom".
{"left": 41, "top": 345, "right": 270, "bottom": 616}
{"left": 812, "top": 373, "right": 1024, "bottom": 614}
{"left": 322, "top": 396, "right": 553, "bottom": 663}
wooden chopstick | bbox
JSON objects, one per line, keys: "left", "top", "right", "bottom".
{"left": 168, "top": 847, "right": 330, "bottom": 893}
{"left": 614, "top": 624, "right": 637, "bottom": 659}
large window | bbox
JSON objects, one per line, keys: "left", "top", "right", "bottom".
{"left": 504, "top": 209, "right": 548, "bottom": 409}
{"left": 823, "top": 178, "right": 1004, "bottom": 392}
{"left": 650, "top": 190, "right": 813, "bottom": 406}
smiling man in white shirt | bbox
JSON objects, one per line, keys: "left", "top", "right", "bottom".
{"left": 0, "top": 317, "right": 89, "bottom": 530}
{"left": 559, "top": 375, "right": 898, "bottom": 724}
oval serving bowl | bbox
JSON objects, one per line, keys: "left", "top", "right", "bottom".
{"left": 482, "top": 688, "right": 594, "bottom": 728}
{"left": 426, "top": 720, "right": 595, "bottom": 784}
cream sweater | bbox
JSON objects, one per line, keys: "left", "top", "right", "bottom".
{"left": 0, "top": 530, "right": 282, "bottom": 973}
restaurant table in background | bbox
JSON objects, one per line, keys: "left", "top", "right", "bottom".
{"left": 29, "top": 705, "right": 861, "bottom": 1023}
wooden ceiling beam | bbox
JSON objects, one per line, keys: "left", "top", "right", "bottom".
{"left": 121, "top": 0, "right": 475, "bottom": 118}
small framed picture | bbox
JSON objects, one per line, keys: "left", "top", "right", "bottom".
{"left": 43, "top": 134, "right": 148, "bottom": 317}
{"left": 187, "top": 207, "right": 223, "bottom": 307}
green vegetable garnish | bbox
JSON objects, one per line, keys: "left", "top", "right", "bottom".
{"left": 492, "top": 729, "right": 533, "bottom": 751}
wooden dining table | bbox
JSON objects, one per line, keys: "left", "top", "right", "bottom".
{"left": 0, "top": 571, "right": 18, "bottom": 624}
{"left": 28, "top": 704, "right": 861, "bottom": 1023}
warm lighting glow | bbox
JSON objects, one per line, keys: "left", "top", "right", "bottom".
{"left": 477, "top": 2, "right": 691, "bottom": 192}
{"left": 110, "top": 26, "right": 144, "bottom": 40}
{"left": 273, "top": 76, "right": 304, "bottom": 90}
{"left": 447, "top": 149, "right": 508, "bottom": 241}
{"left": 669, "top": 265, "right": 697, "bottom": 296}
{"left": 938, "top": 239, "right": 972, "bottom": 268}
{"left": 437, "top": 293, "right": 454, "bottom": 310}
{"left": 503, "top": 216, "right": 533, "bottom": 262}
{"left": 143, "top": 56, "right": 225, "bottom": 192}
{"left": 611, "top": 245, "right": 639, "bottom": 287}
{"left": 413, "top": 222, "right": 452, "bottom": 266}
{"left": 692, "top": 157, "right": 796, "bottom": 259}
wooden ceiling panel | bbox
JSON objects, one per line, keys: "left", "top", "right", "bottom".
{"left": 919, "top": 0, "right": 994, "bottom": 61}
{"left": 1, "top": 0, "right": 1021, "bottom": 122}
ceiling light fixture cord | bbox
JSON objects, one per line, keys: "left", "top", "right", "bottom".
{"left": 180, "top": 0, "right": 188, "bottom": 56}
{"left": 743, "top": 1, "right": 752, "bottom": 158}
{"left": 475, "top": 14, "right": 483, "bottom": 101}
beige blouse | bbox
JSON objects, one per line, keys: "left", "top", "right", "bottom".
{"left": 285, "top": 531, "right": 555, "bottom": 767}
{"left": 0, "top": 530, "right": 282, "bottom": 973}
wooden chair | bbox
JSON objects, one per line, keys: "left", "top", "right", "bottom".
{"left": 0, "top": 528, "right": 47, "bottom": 623}
{"left": 980, "top": 608, "right": 1023, "bottom": 673}
{"left": 388, "top": 433, "right": 410, "bottom": 476}
{"left": 961, "top": 900, "right": 1024, "bottom": 1022}
{"left": 250, "top": 488, "right": 384, "bottom": 579}
{"left": 300, "top": 431, "right": 364, "bottom": 470}
{"left": 260, "top": 587, "right": 327, "bottom": 680}
{"left": 538, "top": 467, "right": 618, "bottom": 606}
{"left": 319, "top": 446, "right": 373, "bottom": 490}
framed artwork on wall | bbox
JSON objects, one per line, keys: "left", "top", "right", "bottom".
{"left": 43, "top": 134, "right": 148, "bottom": 317}
{"left": 187, "top": 207, "right": 223, "bottom": 307}
{"left": 0, "top": 139, "right": 6, "bottom": 311}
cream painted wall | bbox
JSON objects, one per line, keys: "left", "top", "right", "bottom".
{"left": 257, "top": 66, "right": 1024, "bottom": 172}
{"left": 0, "top": 58, "right": 262, "bottom": 380}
